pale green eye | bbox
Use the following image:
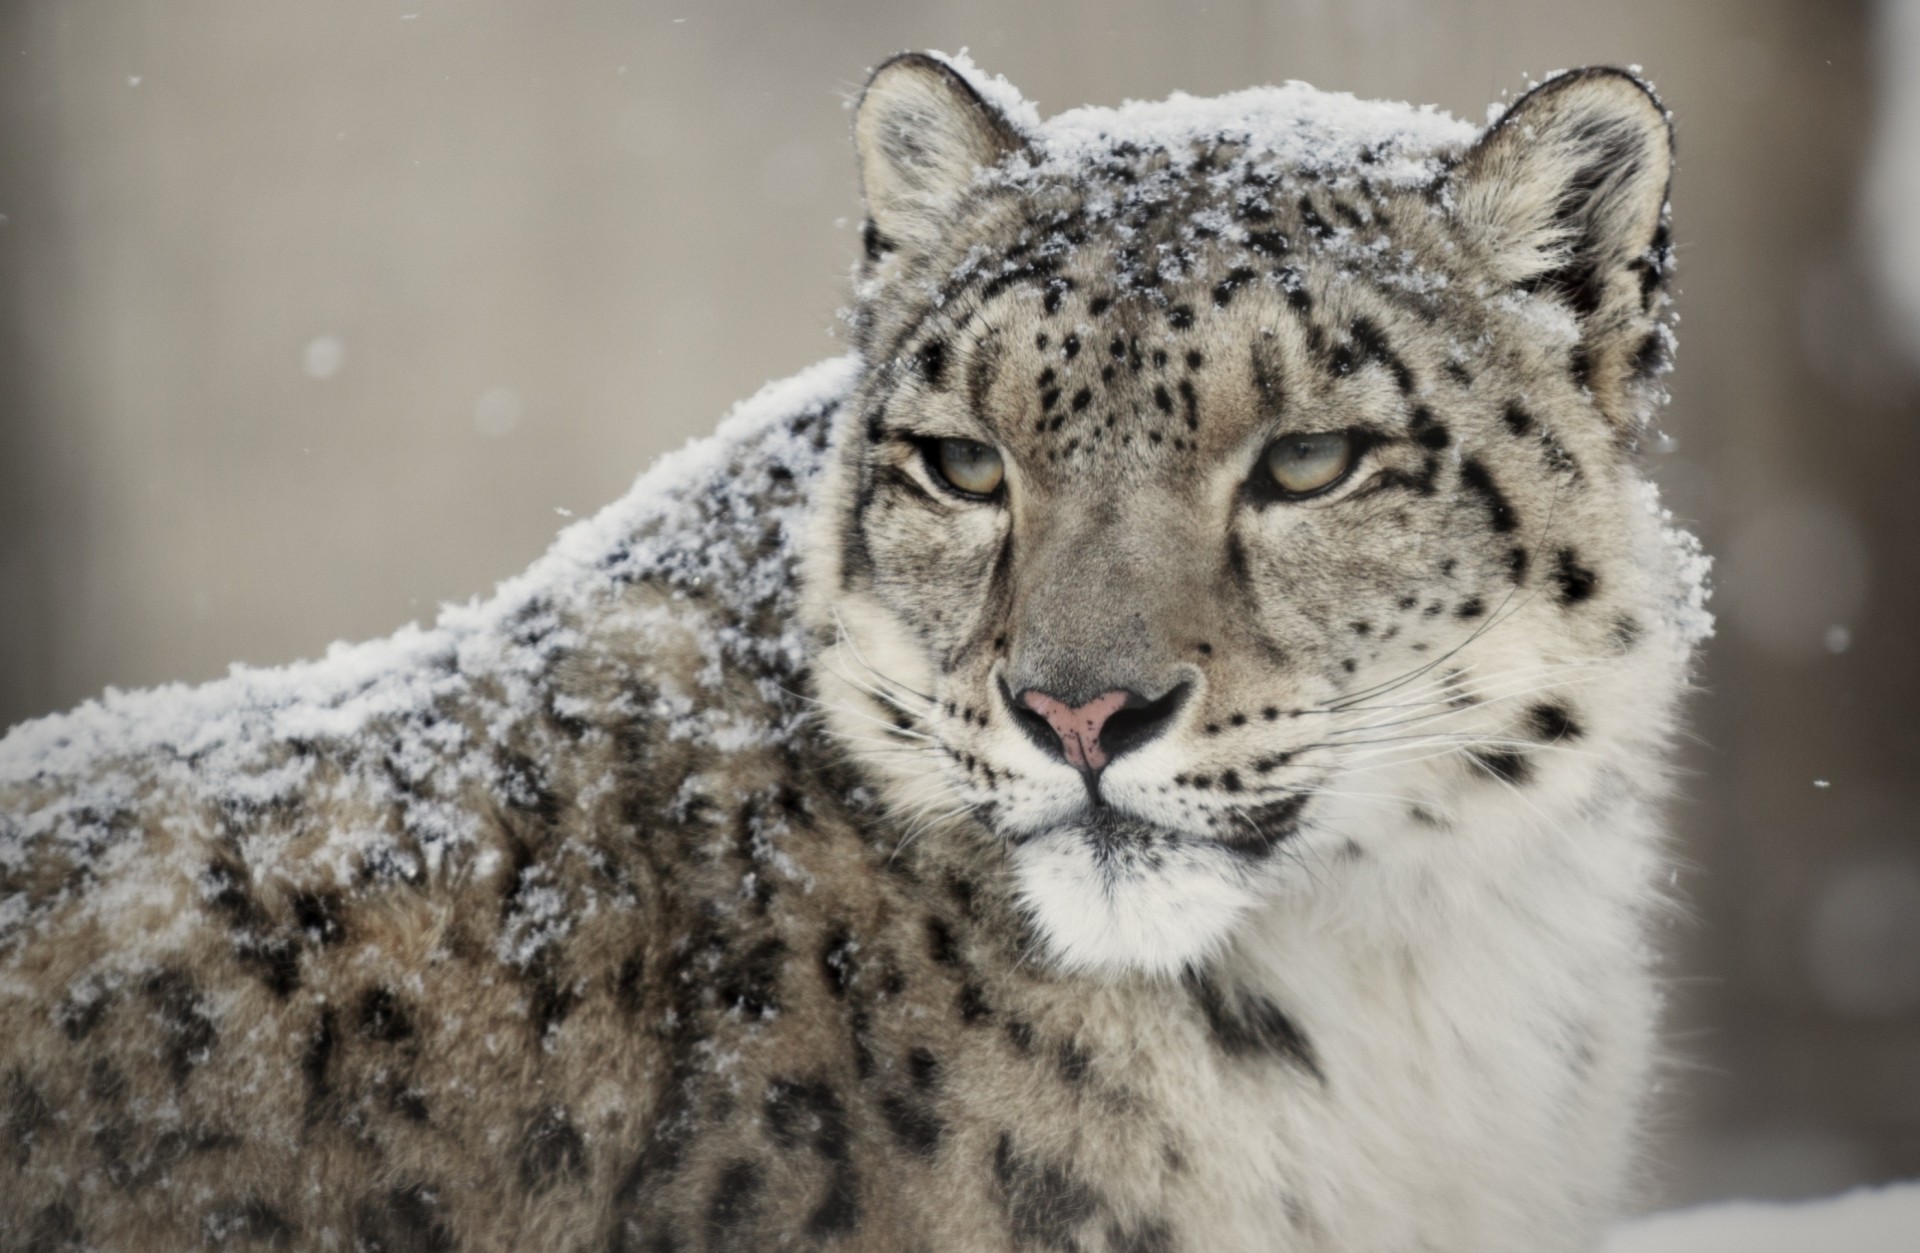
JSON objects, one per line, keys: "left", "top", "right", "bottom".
{"left": 1265, "top": 431, "right": 1356, "bottom": 497}
{"left": 933, "top": 438, "right": 1005, "bottom": 497}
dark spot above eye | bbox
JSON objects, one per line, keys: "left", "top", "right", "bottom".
{"left": 915, "top": 339, "right": 948, "bottom": 389}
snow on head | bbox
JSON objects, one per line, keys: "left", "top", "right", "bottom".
{"left": 931, "top": 47, "right": 1475, "bottom": 190}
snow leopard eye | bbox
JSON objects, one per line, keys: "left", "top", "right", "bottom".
{"left": 1263, "top": 431, "right": 1357, "bottom": 498}
{"left": 927, "top": 437, "right": 1006, "bottom": 498}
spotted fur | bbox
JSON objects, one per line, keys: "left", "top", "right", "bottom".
{"left": 0, "top": 54, "right": 1705, "bottom": 1252}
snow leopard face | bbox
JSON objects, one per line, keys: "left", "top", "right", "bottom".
{"left": 807, "top": 55, "right": 1679, "bottom": 976}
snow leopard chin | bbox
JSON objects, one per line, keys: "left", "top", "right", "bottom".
{"left": 1008, "top": 815, "right": 1262, "bottom": 979}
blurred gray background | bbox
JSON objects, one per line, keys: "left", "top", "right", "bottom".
{"left": 3, "top": 0, "right": 1916, "bottom": 1213}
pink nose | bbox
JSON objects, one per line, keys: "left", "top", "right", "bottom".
{"left": 1020, "top": 689, "right": 1132, "bottom": 772}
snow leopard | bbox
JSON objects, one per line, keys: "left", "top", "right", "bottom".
{"left": 0, "top": 52, "right": 1707, "bottom": 1253}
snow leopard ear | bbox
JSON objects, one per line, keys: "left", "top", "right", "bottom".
{"left": 1453, "top": 68, "right": 1675, "bottom": 428}
{"left": 854, "top": 53, "right": 1028, "bottom": 259}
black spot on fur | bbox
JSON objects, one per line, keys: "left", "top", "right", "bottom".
{"left": 302, "top": 1008, "right": 336, "bottom": 1113}
{"left": 145, "top": 969, "right": 218, "bottom": 1083}
{"left": 1167, "top": 304, "right": 1194, "bottom": 330}
{"left": 1071, "top": 386, "right": 1092, "bottom": 413}
{"left": 861, "top": 220, "right": 888, "bottom": 262}
{"left": 1004, "top": 1020, "right": 1036, "bottom": 1054}
{"left": 1469, "top": 748, "right": 1531, "bottom": 785}
{"left": 809, "top": 1166, "right": 862, "bottom": 1237}
{"left": 1458, "top": 458, "right": 1518, "bottom": 532}
{"left": 359, "top": 986, "right": 414, "bottom": 1044}
{"left": 880, "top": 1092, "right": 945, "bottom": 1157}
{"left": 915, "top": 339, "right": 948, "bottom": 390}
{"left": 1185, "top": 972, "right": 1322, "bottom": 1079}
{"left": 204, "top": 1199, "right": 294, "bottom": 1246}
{"left": 958, "top": 982, "right": 993, "bottom": 1023}
{"left": 22, "top": 1202, "right": 83, "bottom": 1253}
{"left": 1056, "top": 1039, "right": 1094, "bottom": 1087}
{"left": 1529, "top": 703, "right": 1584, "bottom": 742}
{"left": 55, "top": 986, "right": 113, "bottom": 1042}
{"left": 993, "top": 1132, "right": 1103, "bottom": 1249}
{"left": 1351, "top": 316, "right": 1414, "bottom": 392}
{"left": 6, "top": 1071, "right": 51, "bottom": 1168}
{"left": 1569, "top": 344, "right": 1592, "bottom": 388}
{"left": 1298, "top": 195, "right": 1333, "bottom": 238}
{"left": 1553, "top": 549, "right": 1598, "bottom": 603}
{"left": 1632, "top": 328, "right": 1670, "bottom": 379}
{"left": 707, "top": 1161, "right": 765, "bottom": 1237}
{"left": 1178, "top": 378, "right": 1199, "bottom": 430}
{"left": 718, "top": 937, "right": 786, "bottom": 1018}
{"left": 1213, "top": 266, "right": 1259, "bottom": 306}
{"left": 765, "top": 1077, "right": 852, "bottom": 1162}
{"left": 927, "top": 917, "right": 961, "bottom": 967}
{"left": 1210, "top": 793, "right": 1306, "bottom": 858}
{"left": 1248, "top": 229, "right": 1290, "bottom": 256}
{"left": 1455, "top": 597, "right": 1486, "bottom": 620}
{"left": 1063, "top": 333, "right": 1081, "bottom": 359}
{"left": 290, "top": 890, "right": 344, "bottom": 945}
{"left": 820, "top": 928, "right": 857, "bottom": 997}
{"left": 520, "top": 1107, "right": 588, "bottom": 1194}
{"left": 1502, "top": 402, "right": 1534, "bottom": 436}
{"left": 1507, "top": 546, "right": 1530, "bottom": 582}
{"left": 1410, "top": 407, "right": 1450, "bottom": 450}
{"left": 355, "top": 1184, "right": 454, "bottom": 1253}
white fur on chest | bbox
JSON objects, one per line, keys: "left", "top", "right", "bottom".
{"left": 1101, "top": 790, "right": 1663, "bottom": 1253}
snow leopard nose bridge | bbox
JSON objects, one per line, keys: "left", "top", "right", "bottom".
{"left": 1000, "top": 517, "right": 1203, "bottom": 771}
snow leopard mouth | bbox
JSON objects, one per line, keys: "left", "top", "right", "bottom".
{"left": 1012, "top": 792, "right": 1309, "bottom": 864}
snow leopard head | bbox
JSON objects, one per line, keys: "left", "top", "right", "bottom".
{"left": 805, "top": 53, "right": 1691, "bottom": 977}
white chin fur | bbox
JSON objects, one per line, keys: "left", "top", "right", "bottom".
{"left": 1010, "top": 828, "right": 1261, "bottom": 979}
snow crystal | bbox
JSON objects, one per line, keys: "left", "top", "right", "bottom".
{"left": 1638, "top": 480, "right": 1715, "bottom": 649}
